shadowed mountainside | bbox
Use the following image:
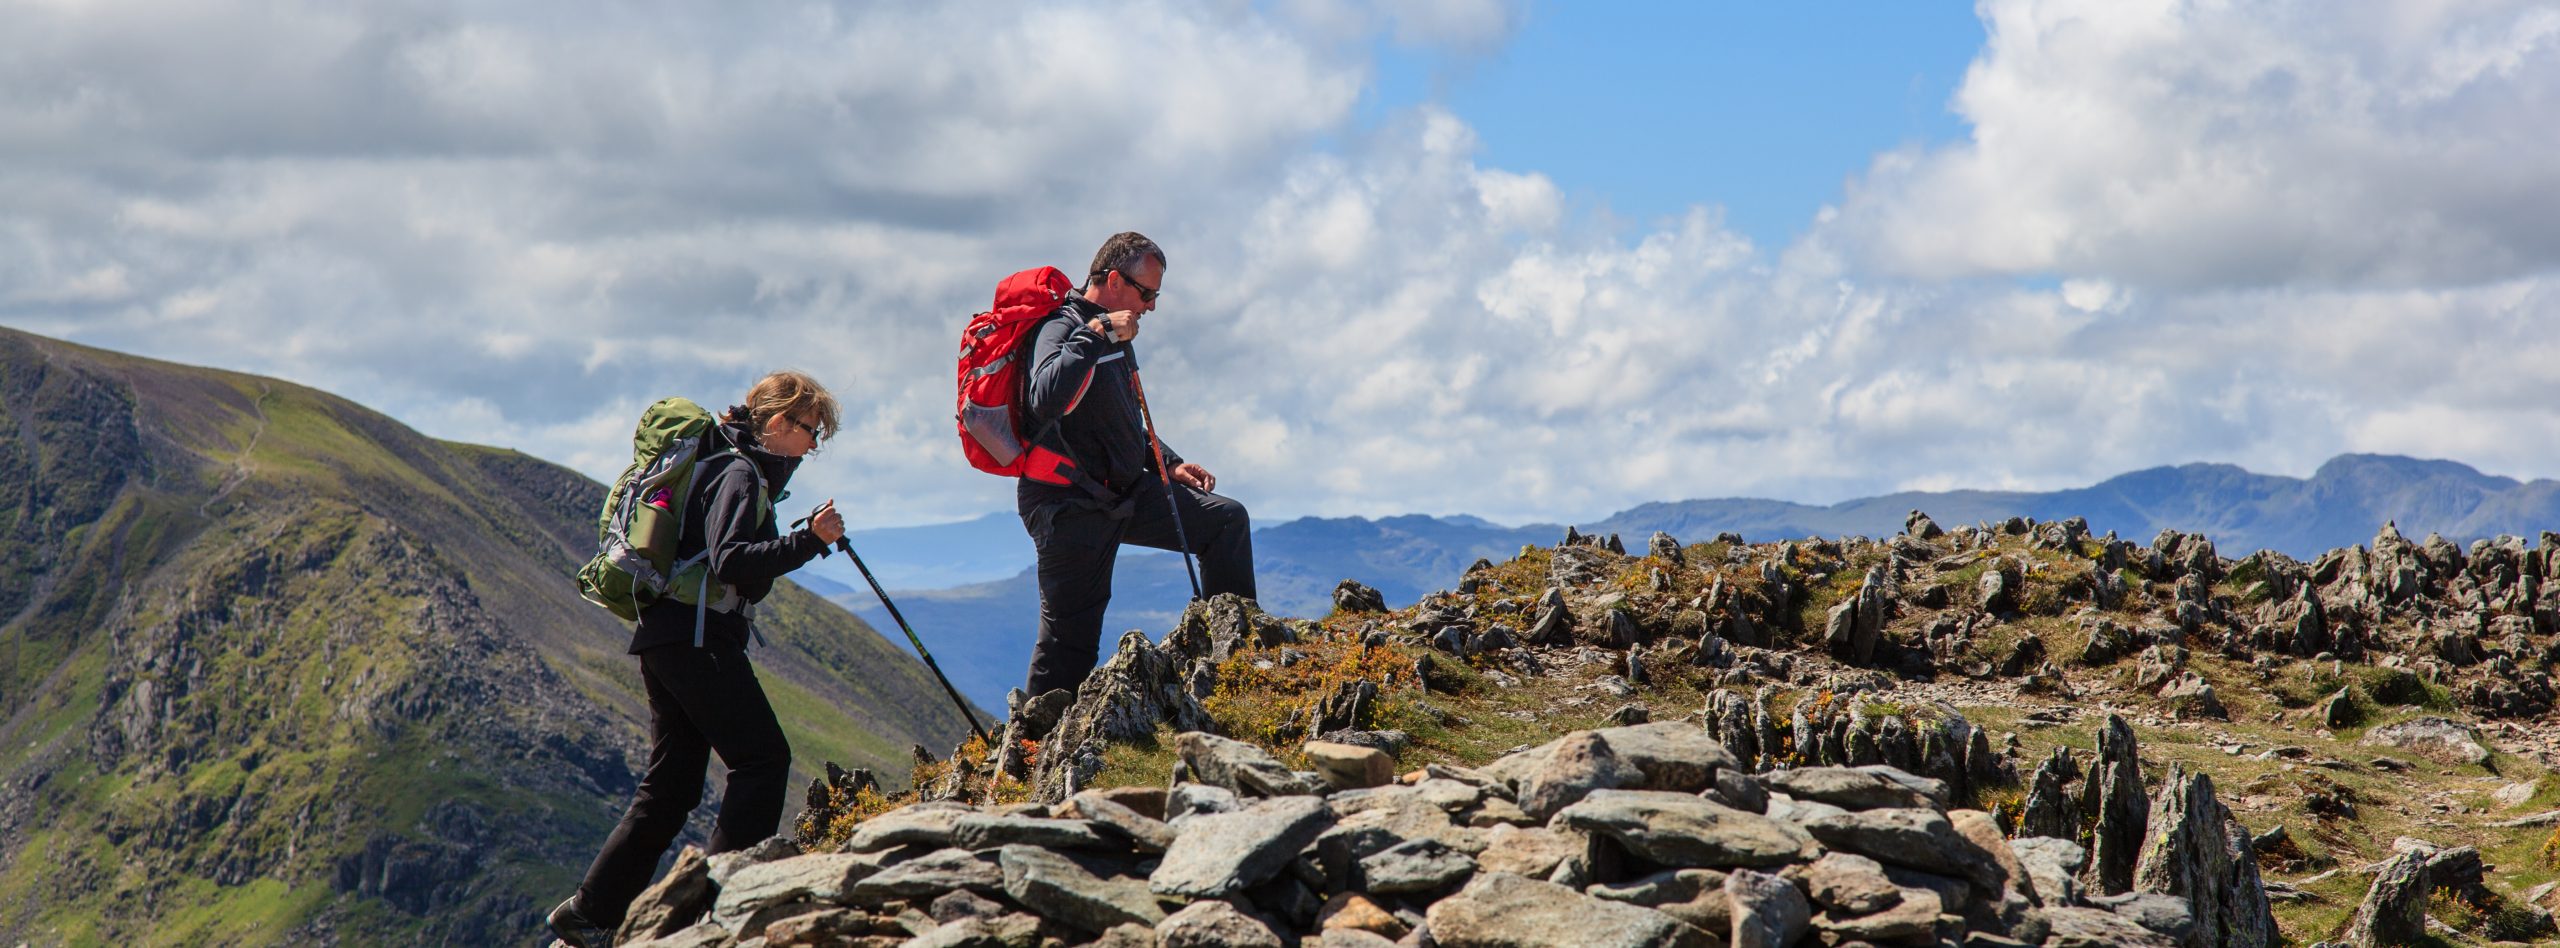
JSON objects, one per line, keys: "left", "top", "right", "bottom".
{"left": 0, "top": 328, "right": 982, "bottom": 945}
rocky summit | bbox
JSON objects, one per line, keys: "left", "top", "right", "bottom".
{"left": 699, "top": 511, "right": 2560, "bottom": 945}
{"left": 629, "top": 718, "right": 2243, "bottom": 948}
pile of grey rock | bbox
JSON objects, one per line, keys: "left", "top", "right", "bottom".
{"left": 593, "top": 714, "right": 2270, "bottom": 948}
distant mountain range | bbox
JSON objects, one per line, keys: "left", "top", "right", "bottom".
{"left": 829, "top": 454, "right": 2560, "bottom": 710}
{"left": 0, "top": 329, "right": 981, "bottom": 944}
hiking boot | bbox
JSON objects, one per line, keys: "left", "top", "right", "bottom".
{"left": 547, "top": 896, "right": 615, "bottom": 948}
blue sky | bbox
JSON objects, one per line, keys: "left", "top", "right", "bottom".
{"left": 5, "top": 0, "right": 2559, "bottom": 533}
{"left": 1371, "top": 3, "right": 1982, "bottom": 247}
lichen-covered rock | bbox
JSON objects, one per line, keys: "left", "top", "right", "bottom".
{"left": 2342, "top": 849, "right": 2430, "bottom": 947}
{"left": 1032, "top": 630, "right": 1215, "bottom": 802}
{"left": 2086, "top": 714, "right": 2148, "bottom": 895}
{"left": 1149, "top": 795, "right": 1334, "bottom": 899}
{"left": 2131, "top": 763, "right": 2275, "bottom": 948}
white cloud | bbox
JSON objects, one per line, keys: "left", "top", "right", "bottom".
{"left": 1831, "top": 0, "right": 2560, "bottom": 289}
{"left": 5, "top": 0, "right": 2559, "bottom": 540}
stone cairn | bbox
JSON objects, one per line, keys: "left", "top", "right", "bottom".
{"left": 598, "top": 710, "right": 2269, "bottom": 948}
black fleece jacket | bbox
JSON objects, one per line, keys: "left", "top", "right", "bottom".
{"left": 630, "top": 422, "right": 829, "bottom": 653}
{"left": 1018, "top": 292, "right": 1184, "bottom": 503}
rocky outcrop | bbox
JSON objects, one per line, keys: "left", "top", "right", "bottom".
{"left": 2131, "top": 763, "right": 2276, "bottom": 948}
{"left": 697, "top": 721, "right": 2265, "bottom": 948}
{"left": 1029, "top": 629, "right": 1215, "bottom": 801}
{"left": 2085, "top": 715, "right": 2148, "bottom": 896}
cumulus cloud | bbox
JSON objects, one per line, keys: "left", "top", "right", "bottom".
{"left": 1831, "top": 0, "right": 2560, "bottom": 289}
{"left": 4, "top": 0, "right": 2558, "bottom": 538}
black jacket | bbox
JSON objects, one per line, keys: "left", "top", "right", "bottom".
{"left": 631, "top": 422, "right": 828, "bottom": 653}
{"left": 1018, "top": 292, "right": 1184, "bottom": 504}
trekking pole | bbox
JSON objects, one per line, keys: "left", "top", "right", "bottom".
{"left": 798, "top": 516, "right": 991, "bottom": 744}
{"left": 1126, "top": 353, "right": 1206, "bottom": 602}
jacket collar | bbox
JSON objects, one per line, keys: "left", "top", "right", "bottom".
{"left": 715, "top": 421, "right": 801, "bottom": 497}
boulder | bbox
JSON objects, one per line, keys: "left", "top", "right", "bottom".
{"left": 842, "top": 802, "right": 970, "bottom": 853}
{"left": 2011, "top": 836, "right": 2086, "bottom": 908}
{"left": 2158, "top": 672, "right": 2227, "bottom": 719}
{"left": 1316, "top": 892, "right": 1410, "bottom": 940}
{"left": 1760, "top": 765, "right": 1948, "bottom": 811}
{"left": 2039, "top": 906, "right": 2176, "bottom": 947}
{"left": 1304, "top": 740, "right": 1397, "bottom": 791}
{"left": 1491, "top": 723, "right": 1740, "bottom": 819}
{"left": 1177, "top": 731, "right": 1326, "bottom": 798}
{"left": 1554, "top": 789, "right": 1818, "bottom": 869}
{"left": 1150, "top": 795, "right": 1335, "bottom": 899}
{"left": 1425, "top": 872, "right": 1713, "bottom": 948}
{"left": 1799, "top": 807, "right": 1999, "bottom": 890}
{"left": 847, "top": 847, "right": 1003, "bottom": 905}
{"left": 710, "top": 853, "right": 884, "bottom": 934}
{"left": 1804, "top": 851, "right": 1901, "bottom": 915}
{"left": 1587, "top": 868, "right": 1733, "bottom": 935}
{"left": 997, "top": 844, "right": 1166, "bottom": 934}
{"left": 2359, "top": 716, "right": 2491, "bottom": 766}
{"left": 1473, "top": 824, "right": 1584, "bottom": 880}
{"left": 1359, "top": 837, "right": 1476, "bottom": 894}
{"left": 1061, "top": 790, "right": 1176, "bottom": 853}
{"left": 1726, "top": 868, "right": 1811, "bottom": 948}
{"left": 951, "top": 814, "right": 1115, "bottom": 851}
{"left": 1157, "top": 898, "right": 1285, "bottom": 948}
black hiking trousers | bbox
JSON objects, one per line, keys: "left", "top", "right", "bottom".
{"left": 575, "top": 642, "right": 791, "bottom": 926}
{"left": 1019, "top": 476, "right": 1255, "bottom": 697}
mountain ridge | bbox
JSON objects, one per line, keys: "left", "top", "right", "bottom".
{"left": 0, "top": 328, "right": 980, "bottom": 944}
{"left": 835, "top": 454, "right": 2560, "bottom": 711}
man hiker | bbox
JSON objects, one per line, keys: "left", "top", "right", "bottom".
{"left": 1016, "top": 231, "right": 1256, "bottom": 696}
{"left": 549, "top": 371, "right": 846, "bottom": 947}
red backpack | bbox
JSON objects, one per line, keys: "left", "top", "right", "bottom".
{"left": 957, "top": 266, "right": 1084, "bottom": 486}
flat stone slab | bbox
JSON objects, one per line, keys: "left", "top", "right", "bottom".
{"left": 846, "top": 848, "right": 1002, "bottom": 904}
{"left": 998, "top": 844, "right": 1166, "bottom": 935}
{"left": 711, "top": 853, "right": 885, "bottom": 927}
{"left": 1150, "top": 795, "right": 1336, "bottom": 899}
{"left": 1425, "top": 872, "right": 1713, "bottom": 948}
{"left": 1801, "top": 806, "right": 1996, "bottom": 887}
{"left": 1761, "top": 766, "right": 1949, "bottom": 811}
{"left": 1359, "top": 837, "right": 1477, "bottom": 894}
{"left": 843, "top": 803, "right": 972, "bottom": 853}
{"left": 952, "top": 814, "right": 1115, "bottom": 851}
{"left": 1554, "top": 789, "right": 1817, "bottom": 868}
{"left": 1157, "top": 898, "right": 1285, "bottom": 948}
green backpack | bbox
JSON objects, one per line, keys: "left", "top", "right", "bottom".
{"left": 576, "top": 397, "right": 772, "bottom": 645}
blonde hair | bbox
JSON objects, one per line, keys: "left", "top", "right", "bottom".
{"left": 727, "top": 370, "right": 841, "bottom": 448}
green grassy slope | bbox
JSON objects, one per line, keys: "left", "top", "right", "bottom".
{"left": 0, "top": 328, "right": 978, "bottom": 945}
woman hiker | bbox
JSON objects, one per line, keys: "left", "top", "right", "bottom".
{"left": 549, "top": 370, "right": 846, "bottom": 946}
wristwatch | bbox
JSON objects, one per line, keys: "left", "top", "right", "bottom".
{"left": 1090, "top": 318, "right": 1114, "bottom": 343}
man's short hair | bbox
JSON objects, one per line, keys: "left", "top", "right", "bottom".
{"left": 1087, "top": 231, "right": 1166, "bottom": 287}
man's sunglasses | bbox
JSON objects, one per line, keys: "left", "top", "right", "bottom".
{"left": 1114, "top": 269, "right": 1160, "bottom": 304}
